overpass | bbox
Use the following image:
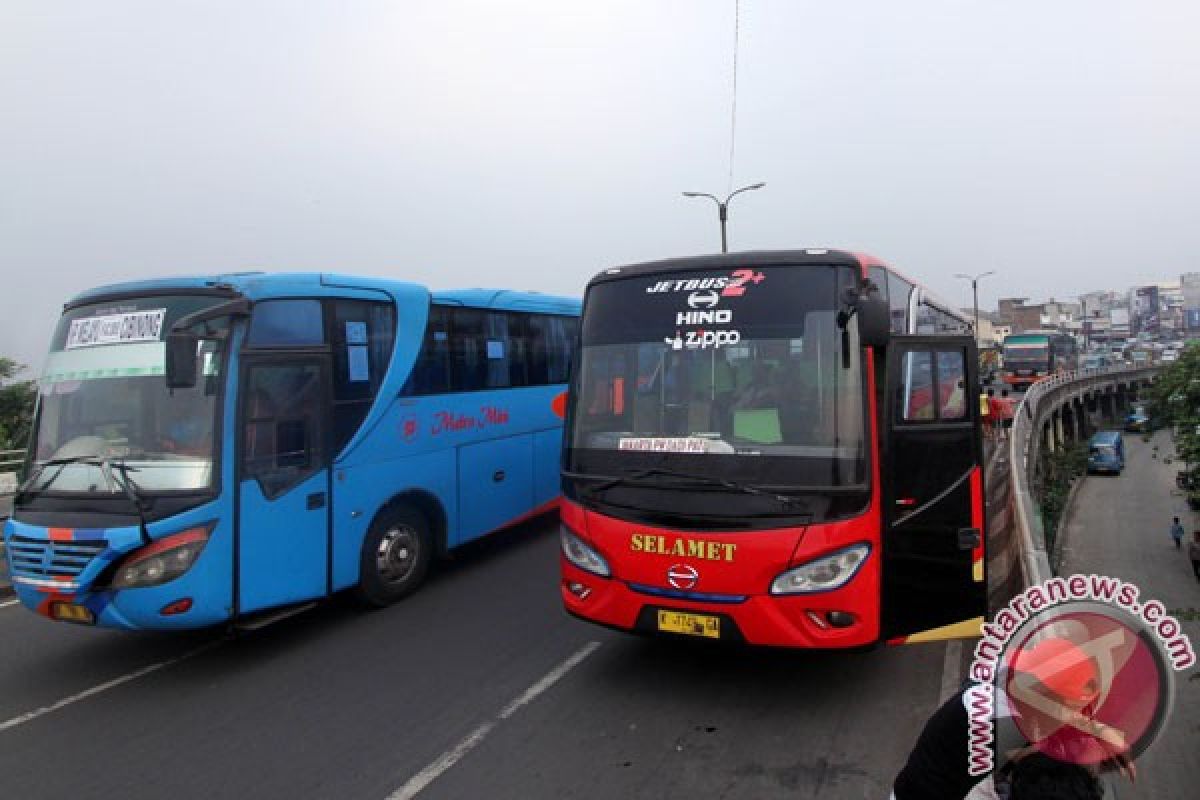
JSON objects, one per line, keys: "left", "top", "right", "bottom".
{"left": 992, "top": 365, "right": 1161, "bottom": 600}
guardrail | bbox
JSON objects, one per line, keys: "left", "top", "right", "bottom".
{"left": 1007, "top": 365, "right": 1161, "bottom": 586}
{"left": 0, "top": 449, "right": 24, "bottom": 471}
{"left": 0, "top": 449, "right": 24, "bottom": 520}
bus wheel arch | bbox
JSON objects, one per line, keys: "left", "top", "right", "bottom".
{"left": 354, "top": 492, "right": 444, "bottom": 607}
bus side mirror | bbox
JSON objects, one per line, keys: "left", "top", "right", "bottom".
{"left": 858, "top": 297, "right": 891, "bottom": 349}
{"left": 165, "top": 330, "right": 199, "bottom": 389}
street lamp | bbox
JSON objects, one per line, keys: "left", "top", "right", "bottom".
{"left": 682, "top": 182, "right": 766, "bottom": 253}
{"left": 954, "top": 271, "right": 997, "bottom": 343}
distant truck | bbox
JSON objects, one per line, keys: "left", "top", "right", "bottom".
{"left": 1001, "top": 330, "right": 1079, "bottom": 391}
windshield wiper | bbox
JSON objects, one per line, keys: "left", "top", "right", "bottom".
{"left": 17, "top": 455, "right": 106, "bottom": 501}
{"left": 576, "top": 467, "right": 809, "bottom": 509}
{"left": 106, "top": 459, "right": 153, "bottom": 546}
{"left": 18, "top": 455, "right": 153, "bottom": 545}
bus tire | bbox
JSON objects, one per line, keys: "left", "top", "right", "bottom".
{"left": 355, "top": 505, "right": 433, "bottom": 607}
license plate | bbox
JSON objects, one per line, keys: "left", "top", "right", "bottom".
{"left": 51, "top": 602, "right": 95, "bottom": 625}
{"left": 656, "top": 610, "right": 720, "bottom": 639}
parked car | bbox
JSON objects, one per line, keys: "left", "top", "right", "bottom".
{"left": 1087, "top": 431, "right": 1125, "bottom": 475}
{"left": 1124, "top": 405, "right": 1151, "bottom": 432}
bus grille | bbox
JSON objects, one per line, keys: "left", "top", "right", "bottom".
{"left": 7, "top": 535, "right": 106, "bottom": 587}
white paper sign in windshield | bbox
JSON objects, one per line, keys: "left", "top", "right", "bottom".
{"left": 65, "top": 310, "right": 167, "bottom": 349}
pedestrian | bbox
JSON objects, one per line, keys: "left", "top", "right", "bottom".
{"left": 1170, "top": 517, "right": 1184, "bottom": 550}
{"left": 982, "top": 388, "right": 996, "bottom": 440}
{"left": 1190, "top": 531, "right": 1200, "bottom": 581}
{"left": 999, "top": 389, "right": 1015, "bottom": 439}
{"left": 988, "top": 389, "right": 1005, "bottom": 441}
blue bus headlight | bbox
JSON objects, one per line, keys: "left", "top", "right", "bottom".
{"left": 770, "top": 544, "right": 870, "bottom": 595}
{"left": 112, "top": 527, "right": 211, "bottom": 589}
{"left": 560, "top": 526, "right": 610, "bottom": 578}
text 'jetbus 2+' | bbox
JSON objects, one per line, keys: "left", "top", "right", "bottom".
{"left": 3, "top": 273, "right": 579, "bottom": 630}
{"left": 560, "top": 250, "right": 986, "bottom": 648}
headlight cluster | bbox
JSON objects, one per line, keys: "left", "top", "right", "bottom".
{"left": 770, "top": 543, "right": 870, "bottom": 595}
{"left": 560, "top": 526, "right": 610, "bottom": 577}
{"left": 112, "top": 526, "right": 210, "bottom": 589}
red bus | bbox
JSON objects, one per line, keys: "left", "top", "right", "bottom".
{"left": 559, "top": 250, "right": 985, "bottom": 648}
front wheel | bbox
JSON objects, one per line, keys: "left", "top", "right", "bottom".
{"left": 355, "top": 506, "right": 433, "bottom": 607}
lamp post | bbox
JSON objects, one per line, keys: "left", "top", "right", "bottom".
{"left": 954, "top": 271, "right": 997, "bottom": 344}
{"left": 682, "top": 182, "right": 766, "bottom": 253}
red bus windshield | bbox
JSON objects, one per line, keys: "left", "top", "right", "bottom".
{"left": 566, "top": 265, "right": 868, "bottom": 518}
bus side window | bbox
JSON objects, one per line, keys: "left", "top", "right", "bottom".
{"left": 899, "top": 351, "right": 935, "bottom": 422}
{"left": 243, "top": 363, "right": 324, "bottom": 498}
{"left": 937, "top": 351, "right": 966, "bottom": 420}
{"left": 449, "top": 308, "right": 488, "bottom": 392}
{"left": 401, "top": 306, "right": 451, "bottom": 396}
{"left": 331, "top": 300, "right": 395, "bottom": 453}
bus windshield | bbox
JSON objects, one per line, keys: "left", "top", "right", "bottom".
{"left": 1003, "top": 341, "right": 1049, "bottom": 364}
{"left": 567, "top": 265, "right": 866, "bottom": 489}
{"left": 27, "top": 295, "right": 227, "bottom": 494}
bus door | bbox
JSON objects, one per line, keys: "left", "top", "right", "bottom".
{"left": 237, "top": 355, "right": 332, "bottom": 613}
{"left": 881, "top": 336, "right": 986, "bottom": 642}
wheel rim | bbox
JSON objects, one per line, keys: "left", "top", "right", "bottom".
{"left": 376, "top": 525, "right": 419, "bottom": 585}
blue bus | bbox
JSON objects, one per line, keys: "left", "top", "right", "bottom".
{"left": 4, "top": 273, "right": 579, "bottom": 629}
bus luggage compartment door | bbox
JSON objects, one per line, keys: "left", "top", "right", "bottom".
{"left": 881, "top": 336, "right": 986, "bottom": 642}
{"left": 455, "top": 434, "right": 534, "bottom": 545}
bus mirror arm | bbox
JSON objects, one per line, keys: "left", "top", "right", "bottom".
{"left": 165, "top": 297, "right": 251, "bottom": 389}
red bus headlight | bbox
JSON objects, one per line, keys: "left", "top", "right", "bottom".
{"left": 770, "top": 544, "right": 870, "bottom": 595}
{"left": 560, "top": 526, "right": 610, "bottom": 578}
{"left": 112, "top": 526, "right": 211, "bottom": 589}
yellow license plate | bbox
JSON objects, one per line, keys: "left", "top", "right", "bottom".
{"left": 656, "top": 610, "right": 720, "bottom": 639}
{"left": 51, "top": 602, "right": 95, "bottom": 625}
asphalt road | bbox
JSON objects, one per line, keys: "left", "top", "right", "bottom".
{"left": 1059, "top": 429, "right": 1200, "bottom": 799}
{"left": 0, "top": 514, "right": 969, "bottom": 800}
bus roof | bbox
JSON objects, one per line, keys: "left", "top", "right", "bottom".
{"left": 64, "top": 273, "right": 578, "bottom": 315}
{"left": 432, "top": 288, "right": 579, "bottom": 315}
{"left": 588, "top": 249, "right": 866, "bottom": 286}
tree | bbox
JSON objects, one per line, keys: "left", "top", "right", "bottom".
{"left": 1148, "top": 345, "right": 1200, "bottom": 502}
{"left": 0, "top": 357, "right": 37, "bottom": 452}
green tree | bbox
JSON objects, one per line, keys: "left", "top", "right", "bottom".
{"left": 0, "top": 357, "right": 37, "bottom": 452}
{"left": 1148, "top": 345, "right": 1200, "bottom": 502}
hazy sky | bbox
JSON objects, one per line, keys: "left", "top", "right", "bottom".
{"left": 3, "top": 1, "right": 1199, "bottom": 373}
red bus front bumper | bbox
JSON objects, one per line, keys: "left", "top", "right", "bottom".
{"left": 559, "top": 503, "right": 881, "bottom": 649}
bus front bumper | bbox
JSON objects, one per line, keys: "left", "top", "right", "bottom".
{"left": 560, "top": 559, "right": 879, "bottom": 649}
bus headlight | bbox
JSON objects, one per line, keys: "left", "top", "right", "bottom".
{"left": 770, "top": 544, "right": 870, "bottom": 595}
{"left": 560, "top": 526, "right": 610, "bottom": 578}
{"left": 112, "top": 526, "right": 211, "bottom": 589}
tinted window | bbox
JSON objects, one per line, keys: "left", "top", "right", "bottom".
{"left": 247, "top": 300, "right": 324, "bottom": 346}
{"left": 529, "top": 315, "right": 577, "bottom": 384}
{"left": 402, "top": 307, "right": 577, "bottom": 395}
{"left": 887, "top": 273, "right": 913, "bottom": 334}
{"left": 898, "top": 349, "right": 969, "bottom": 423}
{"left": 242, "top": 362, "right": 324, "bottom": 497}
{"left": 403, "top": 306, "right": 451, "bottom": 396}
{"left": 331, "top": 300, "right": 396, "bottom": 452}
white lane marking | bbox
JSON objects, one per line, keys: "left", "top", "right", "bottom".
{"left": 939, "top": 639, "right": 964, "bottom": 705}
{"left": 0, "top": 641, "right": 219, "bottom": 733}
{"left": 0, "top": 599, "right": 19, "bottom": 609}
{"left": 387, "top": 640, "right": 602, "bottom": 800}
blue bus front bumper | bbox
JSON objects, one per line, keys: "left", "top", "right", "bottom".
{"left": 2, "top": 519, "right": 229, "bottom": 630}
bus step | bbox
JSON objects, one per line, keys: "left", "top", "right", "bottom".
{"left": 234, "top": 601, "right": 319, "bottom": 631}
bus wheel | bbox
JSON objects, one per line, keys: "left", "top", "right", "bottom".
{"left": 355, "top": 506, "right": 432, "bottom": 607}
